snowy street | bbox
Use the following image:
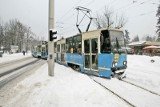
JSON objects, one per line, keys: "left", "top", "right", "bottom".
{"left": 0, "top": 54, "right": 160, "bottom": 107}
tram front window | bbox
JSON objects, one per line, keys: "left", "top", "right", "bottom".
{"left": 110, "top": 31, "right": 126, "bottom": 54}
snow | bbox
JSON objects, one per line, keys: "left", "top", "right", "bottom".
{"left": 126, "top": 55, "right": 160, "bottom": 95}
{"left": 0, "top": 63, "right": 128, "bottom": 107}
{"left": 0, "top": 54, "right": 160, "bottom": 107}
{"left": 0, "top": 53, "right": 31, "bottom": 64}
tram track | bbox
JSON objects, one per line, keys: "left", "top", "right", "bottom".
{"left": 0, "top": 58, "right": 45, "bottom": 87}
{"left": 0, "top": 57, "right": 38, "bottom": 77}
{"left": 89, "top": 76, "right": 160, "bottom": 107}
{"left": 0, "top": 56, "right": 32, "bottom": 68}
{"left": 89, "top": 76, "right": 135, "bottom": 107}
{"left": 121, "top": 79, "right": 160, "bottom": 97}
{"left": 70, "top": 67, "right": 135, "bottom": 106}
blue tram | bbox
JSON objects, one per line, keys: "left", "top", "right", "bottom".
{"left": 55, "top": 28, "right": 127, "bottom": 79}
{"left": 32, "top": 43, "right": 48, "bottom": 59}
{"left": 32, "top": 28, "right": 127, "bottom": 79}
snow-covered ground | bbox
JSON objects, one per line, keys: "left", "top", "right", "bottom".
{"left": 126, "top": 55, "right": 160, "bottom": 95}
{"left": 0, "top": 54, "right": 160, "bottom": 107}
{"left": 0, "top": 53, "right": 31, "bottom": 64}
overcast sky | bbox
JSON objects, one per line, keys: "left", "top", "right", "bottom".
{"left": 0, "top": 0, "right": 159, "bottom": 40}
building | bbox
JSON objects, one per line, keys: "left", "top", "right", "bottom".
{"left": 128, "top": 41, "right": 160, "bottom": 55}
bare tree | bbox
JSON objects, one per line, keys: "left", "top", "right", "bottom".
{"left": 94, "top": 13, "right": 102, "bottom": 29}
{"left": 114, "top": 14, "right": 127, "bottom": 29}
{"left": 94, "top": 6, "right": 127, "bottom": 29}
{"left": 0, "top": 19, "right": 4, "bottom": 51}
{"left": 156, "top": 4, "right": 160, "bottom": 41}
{"left": 1, "top": 18, "right": 41, "bottom": 53}
{"left": 102, "top": 7, "right": 114, "bottom": 28}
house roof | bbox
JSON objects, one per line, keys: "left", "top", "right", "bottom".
{"left": 128, "top": 41, "right": 160, "bottom": 47}
{"left": 128, "top": 41, "right": 146, "bottom": 46}
{"left": 145, "top": 41, "right": 160, "bottom": 46}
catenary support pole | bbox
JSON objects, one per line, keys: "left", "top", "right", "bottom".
{"left": 48, "top": 0, "right": 55, "bottom": 76}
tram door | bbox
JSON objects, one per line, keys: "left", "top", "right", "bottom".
{"left": 84, "top": 38, "right": 98, "bottom": 71}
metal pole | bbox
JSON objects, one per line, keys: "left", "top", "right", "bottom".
{"left": 48, "top": 0, "right": 55, "bottom": 76}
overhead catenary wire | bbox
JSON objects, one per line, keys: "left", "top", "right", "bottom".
{"left": 130, "top": 10, "right": 157, "bottom": 19}
{"left": 57, "top": 0, "right": 158, "bottom": 37}
{"left": 58, "top": 0, "right": 82, "bottom": 21}
{"left": 83, "top": 0, "right": 96, "bottom": 8}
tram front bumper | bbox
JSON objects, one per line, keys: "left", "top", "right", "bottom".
{"left": 115, "top": 69, "right": 125, "bottom": 74}
{"left": 111, "top": 66, "right": 127, "bottom": 79}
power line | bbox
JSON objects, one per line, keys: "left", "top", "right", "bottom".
{"left": 114, "top": 1, "right": 138, "bottom": 11}
{"left": 58, "top": 0, "right": 82, "bottom": 21}
{"left": 83, "top": 0, "right": 96, "bottom": 8}
{"left": 109, "top": 0, "right": 118, "bottom": 5}
{"left": 113, "top": 0, "right": 156, "bottom": 13}
{"left": 138, "top": 11, "right": 156, "bottom": 16}
{"left": 139, "top": 0, "right": 151, "bottom": 5}
{"left": 130, "top": 10, "right": 156, "bottom": 19}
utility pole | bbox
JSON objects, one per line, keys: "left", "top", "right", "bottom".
{"left": 48, "top": 0, "right": 57, "bottom": 76}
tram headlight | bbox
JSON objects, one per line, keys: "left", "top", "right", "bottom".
{"left": 112, "top": 61, "right": 117, "bottom": 67}
{"left": 123, "top": 61, "right": 127, "bottom": 66}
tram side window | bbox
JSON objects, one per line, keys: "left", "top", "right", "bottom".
{"left": 37, "top": 46, "right": 41, "bottom": 52}
{"left": 57, "top": 45, "right": 60, "bottom": 53}
{"left": 66, "top": 35, "right": 82, "bottom": 53}
{"left": 61, "top": 44, "right": 65, "bottom": 53}
{"left": 91, "top": 38, "right": 98, "bottom": 53}
{"left": 66, "top": 44, "right": 69, "bottom": 53}
{"left": 71, "top": 35, "right": 82, "bottom": 53}
{"left": 54, "top": 42, "right": 56, "bottom": 53}
{"left": 42, "top": 46, "right": 45, "bottom": 52}
{"left": 77, "top": 42, "right": 82, "bottom": 53}
{"left": 66, "top": 37, "right": 73, "bottom": 53}
{"left": 84, "top": 40, "right": 90, "bottom": 53}
{"left": 77, "top": 35, "right": 82, "bottom": 53}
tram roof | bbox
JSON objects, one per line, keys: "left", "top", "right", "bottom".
{"left": 56, "top": 28, "right": 123, "bottom": 41}
{"left": 82, "top": 28, "right": 123, "bottom": 34}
